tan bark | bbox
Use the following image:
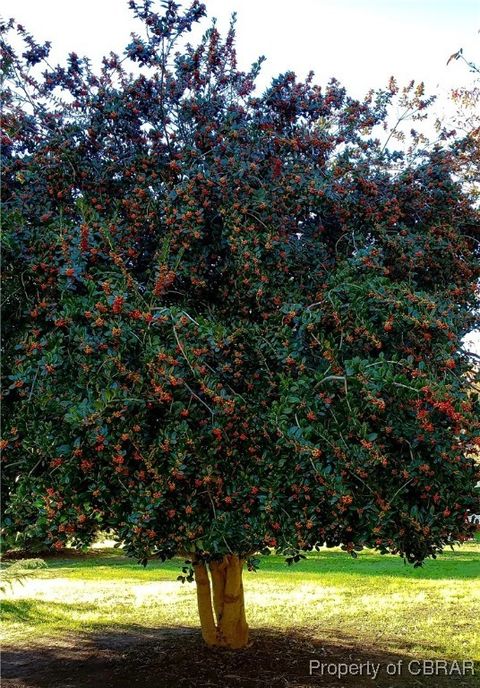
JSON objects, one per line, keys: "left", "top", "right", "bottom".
{"left": 193, "top": 561, "right": 217, "bottom": 645}
{"left": 194, "top": 555, "right": 249, "bottom": 648}
{"left": 209, "top": 558, "right": 227, "bottom": 625}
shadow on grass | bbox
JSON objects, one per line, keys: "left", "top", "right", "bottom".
{"left": 2, "top": 625, "right": 477, "bottom": 688}
{"left": 256, "top": 549, "right": 480, "bottom": 581}
{"left": 1, "top": 599, "right": 94, "bottom": 626}
{"left": 35, "top": 545, "right": 480, "bottom": 582}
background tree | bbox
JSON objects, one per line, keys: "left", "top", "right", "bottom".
{"left": 1, "top": 0, "right": 479, "bottom": 649}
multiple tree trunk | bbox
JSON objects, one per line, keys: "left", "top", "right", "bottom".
{"left": 193, "top": 555, "right": 249, "bottom": 649}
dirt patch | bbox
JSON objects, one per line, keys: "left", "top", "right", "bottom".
{"left": 2, "top": 627, "right": 477, "bottom": 688}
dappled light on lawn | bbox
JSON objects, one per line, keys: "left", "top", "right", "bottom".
{"left": 2, "top": 545, "right": 479, "bottom": 661}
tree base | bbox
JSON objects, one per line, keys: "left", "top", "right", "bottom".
{"left": 194, "top": 554, "right": 249, "bottom": 649}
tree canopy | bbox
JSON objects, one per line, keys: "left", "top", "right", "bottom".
{"left": 1, "top": 0, "right": 479, "bottom": 648}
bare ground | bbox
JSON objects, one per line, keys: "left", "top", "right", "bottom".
{"left": 2, "top": 627, "right": 478, "bottom": 688}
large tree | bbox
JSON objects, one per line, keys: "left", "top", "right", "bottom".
{"left": 1, "top": 1, "right": 479, "bottom": 649}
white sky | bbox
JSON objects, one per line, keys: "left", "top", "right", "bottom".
{"left": 2, "top": 0, "right": 479, "bottom": 355}
{"left": 2, "top": 0, "right": 478, "bottom": 96}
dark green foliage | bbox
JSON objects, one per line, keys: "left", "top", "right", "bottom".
{"left": 1, "top": 2, "right": 479, "bottom": 567}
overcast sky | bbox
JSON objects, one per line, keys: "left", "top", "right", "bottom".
{"left": 2, "top": 0, "right": 479, "bottom": 354}
{"left": 2, "top": 1, "right": 479, "bottom": 95}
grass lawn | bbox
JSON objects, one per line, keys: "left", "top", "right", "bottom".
{"left": 3, "top": 540, "right": 479, "bottom": 656}
{"left": 1, "top": 540, "right": 479, "bottom": 687}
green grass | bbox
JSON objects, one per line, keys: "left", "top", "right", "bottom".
{"left": 2, "top": 541, "right": 479, "bottom": 661}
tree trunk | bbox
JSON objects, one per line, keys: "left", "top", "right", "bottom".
{"left": 193, "top": 554, "right": 249, "bottom": 648}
